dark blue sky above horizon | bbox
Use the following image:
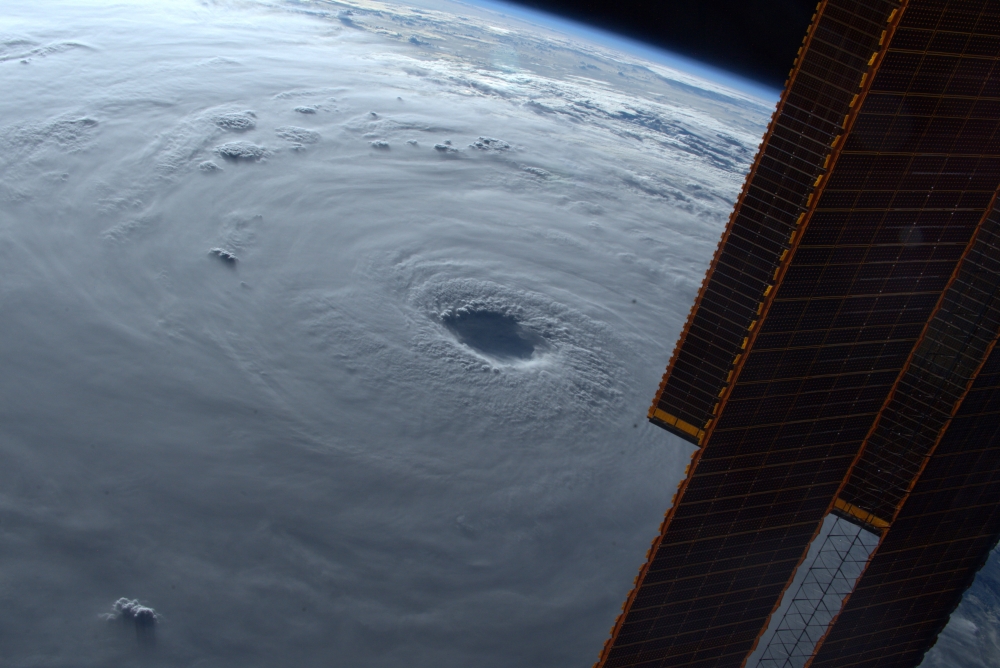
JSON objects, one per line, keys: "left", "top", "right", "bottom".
{"left": 471, "top": 0, "right": 782, "bottom": 99}
{"left": 503, "top": 0, "right": 817, "bottom": 89}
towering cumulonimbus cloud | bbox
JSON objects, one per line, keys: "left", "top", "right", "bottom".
{"left": 103, "top": 598, "right": 158, "bottom": 645}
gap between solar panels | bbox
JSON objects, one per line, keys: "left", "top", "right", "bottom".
{"left": 744, "top": 514, "right": 880, "bottom": 668}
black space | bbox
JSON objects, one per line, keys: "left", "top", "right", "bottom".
{"left": 507, "top": 0, "right": 821, "bottom": 89}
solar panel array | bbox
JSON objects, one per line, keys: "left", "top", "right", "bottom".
{"left": 601, "top": 1, "right": 1000, "bottom": 667}
{"left": 812, "top": 342, "right": 1000, "bottom": 667}
{"left": 800, "top": 189, "right": 1000, "bottom": 666}
{"left": 603, "top": 1, "right": 902, "bottom": 665}
{"left": 649, "top": 0, "right": 904, "bottom": 444}
{"left": 838, "top": 187, "right": 1000, "bottom": 527}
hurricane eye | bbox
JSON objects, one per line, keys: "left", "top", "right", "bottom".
{"left": 441, "top": 309, "right": 540, "bottom": 360}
